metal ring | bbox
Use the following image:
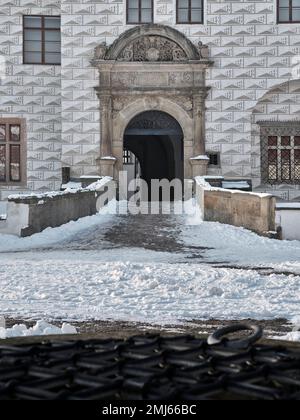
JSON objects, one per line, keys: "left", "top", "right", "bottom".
{"left": 207, "top": 323, "right": 263, "bottom": 349}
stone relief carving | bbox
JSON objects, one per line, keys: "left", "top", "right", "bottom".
{"left": 111, "top": 72, "right": 138, "bottom": 87}
{"left": 127, "top": 111, "right": 182, "bottom": 132}
{"left": 117, "top": 36, "right": 188, "bottom": 62}
{"left": 94, "top": 42, "right": 108, "bottom": 60}
{"left": 197, "top": 42, "right": 209, "bottom": 59}
{"left": 171, "top": 96, "right": 193, "bottom": 117}
{"left": 168, "top": 72, "right": 193, "bottom": 86}
{"left": 112, "top": 96, "right": 133, "bottom": 119}
{"left": 144, "top": 97, "right": 160, "bottom": 109}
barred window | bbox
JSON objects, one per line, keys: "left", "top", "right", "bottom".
{"left": 127, "top": 0, "right": 153, "bottom": 24}
{"left": 23, "top": 16, "right": 61, "bottom": 65}
{"left": 0, "top": 120, "right": 26, "bottom": 184}
{"left": 260, "top": 123, "right": 300, "bottom": 184}
{"left": 123, "top": 149, "right": 134, "bottom": 164}
{"left": 278, "top": 0, "right": 300, "bottom": 23}
{"left": 177, "top": 0, "right": 204, "bottom": 24}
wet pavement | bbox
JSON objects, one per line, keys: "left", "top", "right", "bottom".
{"left": 43, "top": 210, "right": 211, "bottom": 260}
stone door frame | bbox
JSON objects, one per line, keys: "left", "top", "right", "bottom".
{"left": 91, "top": 24, "right": 213, "bottom": 180}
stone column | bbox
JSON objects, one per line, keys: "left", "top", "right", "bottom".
{"left": 190, "top": 91, "right": 209, "bottom": 177}
{"left": 99, "top": 94, "right": 112, "bottom": 157}
{"left": 193, "top": 92, "right": 206, "bottom": 157}
{"left": 97, "top": 94, "right": 116, "bottom": 178}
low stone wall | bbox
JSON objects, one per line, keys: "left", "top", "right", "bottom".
{"left": 0, "top": 178, "right": 114, "bottom": 237}
{"left": 195, "top": 177, "right": 277, "bottom": 236}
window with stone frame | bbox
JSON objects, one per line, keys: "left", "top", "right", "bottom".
{"left": 260, "top": 122, "right": 300, "bottom": 184}
{"left": 177, "top": 0, "right": 204, "bottom": 24}
{"left": 0, "top": 119, "right": 26, "bottom": 185}
{"left": 278, "top": 0, "right": 300, "bottom": 23}
{"left": 127, "top": 0, "right": 154, "bottom": 24}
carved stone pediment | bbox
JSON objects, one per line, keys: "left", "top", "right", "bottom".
{"left": 91, "top": 25, "right": 213, "bottom": 65}
{"left": 117, "top": 36, "right": 187, "bottom": 62}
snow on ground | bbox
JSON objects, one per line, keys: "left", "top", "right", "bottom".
{"left": 0, "top": 206, "right": 115, "bottom": 253}
{"left": 0, "top": 200, "right": 300, "bottom": 337}
{"left": 182, "top": 215, "right": 300, "bottom": 272}
{"left": 0, "top": 260, "right": 300, "bottom": 326}
{"left": 0, "top": 320, "right": 77, "bottom": 340}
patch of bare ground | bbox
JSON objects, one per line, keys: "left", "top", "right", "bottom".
{"left": 4, "top": 317, "right": 293, "bottom": 341}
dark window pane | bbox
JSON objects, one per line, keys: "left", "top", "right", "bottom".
{"left": 24, "top": 40, "right": 42, "bottom": 52}
{"left": 45, "top": 41, "right": 61, "bottom": 53}
{"left": 293, "top": 8, "right": 300, "bottom": 20}
{"left": 178, "top": 9, "right": 189, "bottom": 22}
{"left": 268, "top": 149, "right": 277, "bottom": 163}
{"left": 128, "top": 0, "right": 139, "bottom": 6}
{"left": 24, "top": 16, "right": 42, "bottom": 28}
{"left": 178, "top": 0, "right": 189, "bottom": 7}
{"left": 268, "top": 136, "right": 278, "bottom": 146}
{"left": 281, "top": 136, "right": 291, "bottom": 146}
{"left": 191, "top": 0, "right": 202, "bottom": 7}
{"left": 45, "top": 30, "right": 61, "bottom": 42}
{"left": 24, "top": 29, "right": 42, "bottom": 41}
{"left": 295, "top": 150, "right": 300, "bottom": 179}
{"left": 279, "top": 8, "right": 290, "bottom": 21}
{"left": 10, "top": 125, "right": 20, "bottom": 142}
{"left": 141, "top": 9, "right": 152, "bottom": 22}
{"left": 295, "top": 149, "right": 300, "bottom": 161}
{"left": 44, "top": 17, "right": 61, "bottom": 29}
{"left": 128, "top": 9, "right": 139, "bottom": 23}
{"left": 281, "top": 149, "right": 291, "bottom": 162}
{"left": 24, "top": 52, "right": 42, "bottom": 63}
{"left": 10, "top": 145, "right": 20, "bottom": 182}
{"left": 0, "top": 145, "right": 5, "bottom": 181}
{"left": 295, "top": 136, "right": 300, "bottom": 146}
{"left": 141, "top": 0, "right": 152, "bottom": 8}
{"left": 0, "top": 125, "right": 6, "bottom": 141}
{"left": 44, "top": 53, "right": 61, "bottom": 64}
{"left": 191, "top": 8, "right": 203, "bottom": 22}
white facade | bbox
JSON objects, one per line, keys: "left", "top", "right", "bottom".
{"left": 0, "top": 0, "right": 300, "bottom": 200}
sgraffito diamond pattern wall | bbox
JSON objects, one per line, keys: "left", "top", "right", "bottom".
{"left": 0, "top": 0, "right": 62, "bottom": 200}
{"left": 1, "top": 0, "right": 300, "bottom": 200}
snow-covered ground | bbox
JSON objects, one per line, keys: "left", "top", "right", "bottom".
{"left": 0, "top": 319, "right": 77, "bottom": 339}
{"left": 0, "top": 200, "right": 300, "bottom": 337}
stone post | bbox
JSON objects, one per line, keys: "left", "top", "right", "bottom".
{"left": 193, "top": 92, "right": 206, "bottom": 156}
{"left": 190, "top": 91, "right": 209, "bottom": 177}
{"left": 98, "top": 94, "right": 116, "bottom": 177}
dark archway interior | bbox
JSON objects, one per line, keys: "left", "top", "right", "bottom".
{"left": 124, "top": 111, "right": 184, "bottom": 191}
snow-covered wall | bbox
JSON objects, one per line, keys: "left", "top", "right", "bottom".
{"left": 0, "top": 178, "right": 115, "bottom": 237}
{"left": 195, "top": 177, "right": 277, "bottom": 235}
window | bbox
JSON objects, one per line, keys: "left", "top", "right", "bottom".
{"left": 260, "top": 123, "right": 300, "bottom": 184}
{"left": 127, "top": 0, "right": 153, "bottom": 24}
{"left": 177, "top": 0, "right": 204, "bottom": 24}
{"left": 23, "top": 16, "right": 61, "bottom": 65}
{"left": 0, "top": 119, "right": 26, "bottom": 184}
{"left": 278, "top": 0, "right": 300, "bottom": 23}
{"left": 208, "top": 152, "right": 220, "bottom": 167}
{"left": 123, "top": 149, "right": 134, "bottom": 164}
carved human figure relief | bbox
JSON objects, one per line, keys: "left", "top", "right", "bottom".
{"left": 94, "top": 42, "right": 108, "bottom": 60}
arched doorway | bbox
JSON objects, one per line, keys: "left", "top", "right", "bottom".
{"left": 92, "top": 24, "right": 212, "bottom": 180}
{"left": 123, "top": 111, "right": 184, "bottom": 188}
